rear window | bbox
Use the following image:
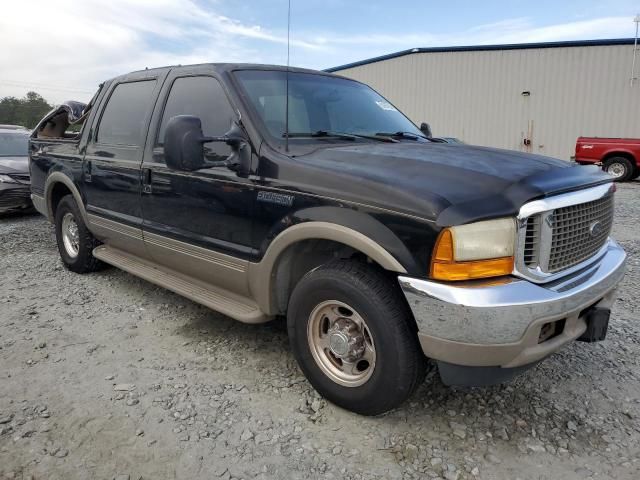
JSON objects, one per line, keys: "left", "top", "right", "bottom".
{"left": 97, "top": 80, "right": 156, "bottom": 146}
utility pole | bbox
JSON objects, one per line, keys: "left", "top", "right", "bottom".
{"left": 632, "top": 14, "right": 640, "bottom": 86}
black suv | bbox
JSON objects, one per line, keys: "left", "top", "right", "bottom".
{"left": 29, "top": 64, "right": 626, "bottom": 415}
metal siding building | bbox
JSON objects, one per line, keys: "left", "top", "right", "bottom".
{"left": 327, "top": 39, "right": 640, "bottom": 160}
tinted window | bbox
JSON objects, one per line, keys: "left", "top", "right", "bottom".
{"left": 97, "top": 80, "right": 156, "bottom": 146}
{"left": 158, "top": 76, "right": 235, "bottom": 160}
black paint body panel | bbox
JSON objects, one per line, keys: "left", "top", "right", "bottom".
{"left": 28, "top": 63, "right": 613, "bottom": 277}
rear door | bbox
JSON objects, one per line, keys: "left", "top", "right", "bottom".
{"left": 140, "top": 68, "right": 256, "bottom": 296}
{"left": 83, "top": 73, "right": 165, "bottom": 258}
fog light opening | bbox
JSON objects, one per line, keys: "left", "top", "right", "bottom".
{"left": 538, "top": 319, "right": 566, "bottom": 343}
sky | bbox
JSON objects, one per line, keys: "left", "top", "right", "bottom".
{"left": 1, "top": 0, "right": 638, "bottom": 104}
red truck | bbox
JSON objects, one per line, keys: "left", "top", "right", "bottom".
{"left": 575, "top": 137, "right": 640, "bottom": 182}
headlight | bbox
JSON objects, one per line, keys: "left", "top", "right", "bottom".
{"left": 0, "top": 174, "right": 17, "bottom": 184}
{"left": 430, "top": 218, "right": 516, "bottom": 281}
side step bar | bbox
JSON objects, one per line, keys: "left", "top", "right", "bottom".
{"left": 93, "top": 245, "right": 268, "bottom": 324}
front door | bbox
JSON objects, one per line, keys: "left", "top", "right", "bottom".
{"left": 140, "top": 70, "right": 256, "bottom": 296}
{"left": 83, "top": 75, "right": 164, "bottom": 258}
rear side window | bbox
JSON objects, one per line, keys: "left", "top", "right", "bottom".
{"left": 157, "top": 76, "right": 235, "bottom": 160}
{"left": 97, "top": 80, "right": 156, "bottom": 146}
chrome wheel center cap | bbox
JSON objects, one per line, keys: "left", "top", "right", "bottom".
{"left": 329, "top": 331, "right": 350, "bottom": 357}
{"left": 609, "top": 165, "right": 624, "bottom": 177}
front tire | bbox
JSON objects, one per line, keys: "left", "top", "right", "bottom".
{"left": 54, "top": 195, "right": 103, "bottom": 273}
{"left": 287, "top": 260, "right": 425, "bottom": 415}
{"left": 603, "top": 157, "right": 634, "bottom": 182}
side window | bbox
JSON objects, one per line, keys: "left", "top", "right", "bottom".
{"left": 158, "top": 76, "right": 235, "bottom": 161}
{"left": 97, "top": 80, "right": 156, "bottom": 146}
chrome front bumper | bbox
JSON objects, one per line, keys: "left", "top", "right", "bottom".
{"left": 399, "top": 239, "right": 626, "bottom": 369}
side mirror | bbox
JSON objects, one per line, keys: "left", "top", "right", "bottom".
{"left": 164, "top": 115, "right": 251, "bottom": 176}
{"left": 164, "top": 115, "right": 210, "bottom": 171}
{"left": 420, "top": 122, "right": 432, "bottom": 138}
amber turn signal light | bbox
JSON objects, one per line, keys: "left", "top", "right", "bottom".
{"left": 430, "top": 228, "right": 514, "bottom": 281}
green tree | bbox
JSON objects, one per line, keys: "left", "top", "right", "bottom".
{"left": 0, "top": 91, "right": 53, "bottom": 129}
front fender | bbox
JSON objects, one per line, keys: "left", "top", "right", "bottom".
{"left": 260, "top": 206, "right": 420, "bottom": 272}
{"left": 248, "top": 206, "right": 425, "bottom": 315}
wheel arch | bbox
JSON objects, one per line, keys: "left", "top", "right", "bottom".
{"left": 248, "top": 221, "right": 409, "bottom": 316}
{"left": 44, "top": 172, "right": 88, "bottom": 224}
{"left": 602, "top": 150, "right": 636, "bottom": 165}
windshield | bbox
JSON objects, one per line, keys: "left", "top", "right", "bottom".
{"left": 234, "top": 70, "right": 422, "bottom": 141}
{"left": 0, "top": 132, "right": 29, "bottom": 156}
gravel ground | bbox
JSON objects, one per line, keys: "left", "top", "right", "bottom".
{"left": 1, "top": 181, "right": 639, "bottom": 480}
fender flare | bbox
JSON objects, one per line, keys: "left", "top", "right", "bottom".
{"left": 43, "top": 172, "right": 88, "bottom": 224}
{"left": 248, "top": 221, "right": 408, "bottom": 315}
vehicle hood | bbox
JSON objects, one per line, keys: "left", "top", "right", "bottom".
{"left": 293, "top": 142, "right": 612, "bottom": 226}
{"left": 0, "top": 156, "right": 29, "bottom": 174}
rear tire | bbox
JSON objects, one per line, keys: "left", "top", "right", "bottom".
{"left": 54, "top": 195, "right": 103, "bottom": 273}
{"left": 603, "top": 157, "right": 634, "bottom": 182}
{"left": 287, "top": 260, "right": 425, "bottom": 416}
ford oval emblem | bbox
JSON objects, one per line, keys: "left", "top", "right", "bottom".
{"left": 589, "top": 220, "right": 605, "bottom": 238}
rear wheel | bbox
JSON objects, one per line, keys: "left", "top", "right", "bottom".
{"left": 54, "top": 195, "right": 103, "bottom": 273}
{"left": 603, "top": 157, "right": 634, "bottom": 182}
{"left": 287, "top": 260, "right": 425, "bottom": 415}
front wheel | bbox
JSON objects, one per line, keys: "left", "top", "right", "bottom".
{"left": 287, "top": 260, "right": 425, "bottom": 415}
{"left": 603, "top": 157, "right": 634, "bottom": 182}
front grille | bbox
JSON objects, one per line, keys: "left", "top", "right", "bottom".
{"left": 0, "top": 188, "right": 31, "bottom": 207}
{"left": 7, "top": 173, "right": 30, "bottom": 185}
{"left": 519, "top": 191, "right": 614, "bottom": 277}
{"left": 523, "top": 216, "right": 541, "bottom": 267}
{"left": 547, "top": 194, "right": 613, "bottom": 272}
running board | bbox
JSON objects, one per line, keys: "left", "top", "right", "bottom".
{"left": 93, "top": 245, "right": 267, "bottom": 324}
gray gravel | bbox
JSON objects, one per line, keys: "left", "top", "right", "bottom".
{"left": 1, "top": 181, "right": 639, "bottom": 480}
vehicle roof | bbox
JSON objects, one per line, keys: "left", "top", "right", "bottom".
{"left": 0, "top": 124, "right": 29, "bottom": 131}
{"left": 108, "top": 63, "right": 348, "bottom": 84}
{"left": 0, "top": 126, "right": 30, "bottom": 134}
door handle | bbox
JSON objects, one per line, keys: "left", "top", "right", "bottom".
{"left": 142, "top": 167, "right": 152, "bottom": 194}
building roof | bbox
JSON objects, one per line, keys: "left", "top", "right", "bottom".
{"left": 325, "top": 38, "right": 638, "bottom": 72}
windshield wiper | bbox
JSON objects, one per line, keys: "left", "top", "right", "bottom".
{"left": 346, "top": 132, "right": 398, "bottom": 143}
{"left": 282, "top": 130, "right": 400, "bottom": 143}
{"left": 283, "top": 130, "right": 356, "bottom": 140}
{"left": 374, "top": 131, "right": 428, "bottom": 140}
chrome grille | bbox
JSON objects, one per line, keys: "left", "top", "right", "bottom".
{"left": 516, "top": 184, "right": 615, "bottom": 282}
{"left": 547, "top": 194, "right": 613, "bottom": 272}
{"left": 523, "top": 216, "right": 541, "bottom": 268}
